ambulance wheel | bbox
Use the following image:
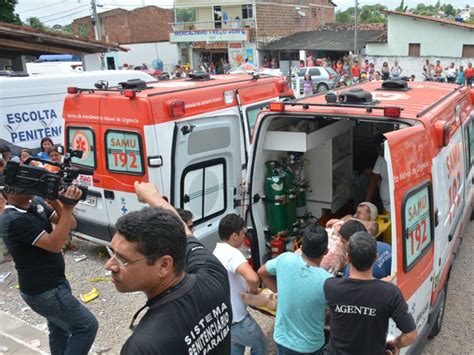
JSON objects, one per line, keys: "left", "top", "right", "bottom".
{"left": 317, "top": 83, "right": 329, "bottom": 93}
{"left": 429, "top": 284, "right": 447, "bottom": 338}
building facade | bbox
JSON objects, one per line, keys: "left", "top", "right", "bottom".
{"left": 71, "top": 6, "right": 179, "bottom": 71}
{"left": 170, "top": 0, "right": 336, "bottom": 70}
{"left": 366, "top": 11, "right": 474, "bottom": 58}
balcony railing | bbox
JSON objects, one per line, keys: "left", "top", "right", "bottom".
{"left": 171, "top": 19, "right": 255, "bottom": 31}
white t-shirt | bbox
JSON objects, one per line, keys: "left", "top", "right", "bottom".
{"left": 373, "top": 155, "right": 390, "bottom": 212}
{"left": 213, "top": 242, "right": 248, "bottom": 322}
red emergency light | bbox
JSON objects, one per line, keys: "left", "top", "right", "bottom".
{"left": 67, "top": 87, "right": 79, "bottom": 94}
{"left": 123, "top": 90, "right": 136, "bottom": 99}
{"left": 384, "top": 107, "right": 401, "bottom": 118}
{"left": 170, "top": 100, "right": 185, "bottom": 118}
{"left": 269, "top": 101, "right": 285, "bottom": 112}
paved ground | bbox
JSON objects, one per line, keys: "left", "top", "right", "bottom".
{"left": 0, "top": 222, "right": 472, "bottom": 354}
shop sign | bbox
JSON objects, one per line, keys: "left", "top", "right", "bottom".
{"left": 170, "top": 29, "right": 247, "bottom": 43}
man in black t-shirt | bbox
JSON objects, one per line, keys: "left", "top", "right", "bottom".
{"left": 324, "top": 232, "right": 417, "bottom": 355}
{"left": 0, "top": 185, "right": 98, "bottom": 355}
{"left": 105, "top": 181, "right": 231, "bottom": 355}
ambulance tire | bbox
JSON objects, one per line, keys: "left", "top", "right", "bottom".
{"left": 429, "top": 283, "right": 448, "bottom": 338}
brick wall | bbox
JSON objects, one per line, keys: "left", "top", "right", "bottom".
{"left": 256, "top": 0, "right": 335, "bottom": 42}
{"left": 71, "top": 6, "right": 173, "bottom": 44}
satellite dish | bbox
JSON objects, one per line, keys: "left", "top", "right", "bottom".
{"left": 298, "top": 10, "right": 306, "bottom": 17}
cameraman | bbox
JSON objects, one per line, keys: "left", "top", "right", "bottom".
{"left": 0, "top": 184, "right": 98, "bottom": 355}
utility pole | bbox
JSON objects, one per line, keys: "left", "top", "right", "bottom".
{"left": 91, "top": 0, "right": 102, "bottom": 41}
{"left": 354, "top": 0, "right": 358, "bottom": 61}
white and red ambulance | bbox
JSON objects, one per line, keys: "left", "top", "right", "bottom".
{"left": 243, "top": 80, "right": 473, "bottom": 353}
{"left": 63, "top": 73, "right": 292, "bottom": 249}
{"left": 64, "top": 75, "right": 473, "bottom": 352}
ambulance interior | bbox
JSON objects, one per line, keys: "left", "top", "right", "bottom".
{"left": 250, "top": 114, "right": 411, "bottom": 265}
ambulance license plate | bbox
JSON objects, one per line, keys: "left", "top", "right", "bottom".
{"left": 80, "top": 195, "right": 97, "bottom": 207}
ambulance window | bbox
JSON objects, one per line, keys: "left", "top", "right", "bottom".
{"left": 66, "top": 127, "right": 96, "bottom": 169}
{"left": 188, "top": 127, "right": 230, "bottom": 155}
{"left": 105, "top": 130, "right": 144, "bottom": 175}
{"left": 246, "top": 103, "right": 267, "bottom": 134}
{"left": 181, "top": 159, "right": 226, "bottom": 224}
{"left": 402, "top": 183, "right": 433, "bottom": 272}
{"left": 464, "top": 120, "right": 474, "bottom": 174}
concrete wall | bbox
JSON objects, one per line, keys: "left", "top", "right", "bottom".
{"left": 114, "top": 42, "right": 179, "bottom": 72}
{"left": 362, "top": 56, "right": 470, "bottom": 80}
{"left": 367, "top": 15, "right": 474, "bottom": 57}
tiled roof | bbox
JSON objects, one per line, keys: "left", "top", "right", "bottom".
{"left": 263, "top": 23, "right": 386, "bottom": 51}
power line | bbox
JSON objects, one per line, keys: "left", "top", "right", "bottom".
{"left": 37, "top": 5, "right": 89, "bottom": 20}
{"left": 42, "top": 8, "right": 90, "bottom": 24}
{"left": 18, "top": 1, "right": 65, "bottom": 14}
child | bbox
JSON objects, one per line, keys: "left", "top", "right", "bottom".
{"left": 37, "top": 137, "right": 54, "bottom": 160}
{"left": 303, "top": 73, "right": 314, "bottom": 97}
{"left": 456, "top": 66, "right": 465, "bottom": 85}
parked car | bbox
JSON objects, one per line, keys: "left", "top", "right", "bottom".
{"left": 291, "top": 66, "right": 340, "bottom": 93}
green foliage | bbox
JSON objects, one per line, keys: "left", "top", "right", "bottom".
{"left": 335, "top": 2, "right": 468, "bottom": 23}
{"left": 78, "top": 24, "right": 89, "bottom": 37}
{"left": 396, "top": 0, "right": 408, "bottom": 12}
{"left": 335, "top": 10, "right": 352, "bottom": 23}
{"left": 359, "top": 4, "right": 387, "bottom": 23}
{"left": 336, "top": 5, "right": 387, "bottom": 24}
{"left": 440, "top": 4, "right": 455, "bottom": 16}
{"left": 0, "top": 0, "right": 22, "bottom": 24}
{"left": 26, "top": 17, "right": 46, "bottom": 31}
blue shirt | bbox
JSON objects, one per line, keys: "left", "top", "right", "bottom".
{"left": 36, "top": 151, "right": 50, "bottom": 160}
{"left": 343, "top": 241, "right": 392, "bottom": 279}
{"left": 266, "top": 252, "right": 331, "bottom": 353}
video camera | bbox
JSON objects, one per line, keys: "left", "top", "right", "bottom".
{"left": 3, "top": 150, "right": 93, "bottom": 202}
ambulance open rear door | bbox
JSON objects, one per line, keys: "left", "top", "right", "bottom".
{"left": 385, "top": 126, "right": 434, "bottom": 349}
{"left": 170, "top": 112, "right": 243, "bottom": 250}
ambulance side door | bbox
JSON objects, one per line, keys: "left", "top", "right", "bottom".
{"left": 171, "top": 112, "right": 242, "bottom": 250}
{"left": 385, "top": 126, "right": 434, "bottom": 340}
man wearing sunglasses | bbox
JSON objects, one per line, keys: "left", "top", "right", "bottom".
{"left": 106, "top": 181, "right": 232, "bottom": 355}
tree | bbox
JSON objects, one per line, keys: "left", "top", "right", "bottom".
{"left": 335, "top": 10, "right": 352, "bottom": 23}
{"left": 396, "top": 0, "right": 408, "bottom": 12}
{"left": 0, "top": 0, "right": 22, "bottom": 25}
{"left": 359, "top": 5, "right": 387, "bottom": 23}
{"left": 441, "top": 4, "right": 455, "bottom": 16}
{"left": 26, "top": 17, "right": 46, "bottom": 31}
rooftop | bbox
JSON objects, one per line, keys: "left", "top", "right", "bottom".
{"left": 0, "top": 21, "right": 126, "bottom": 55}
{"left": 263, "top": 23, "right": 386, "bottom": 51}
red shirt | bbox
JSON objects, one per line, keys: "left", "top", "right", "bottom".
{"left": 466, "top": 67, "right": 474, "bottom": 78}
{"left": 351, "top": 65, "right": 361, "bottom": 78}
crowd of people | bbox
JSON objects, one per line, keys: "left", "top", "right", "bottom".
{"left": 0, "top": 149, "right": 417, "bottom": 355}
{"left": 302, "top": 52, "right": 473, "bottom": 87}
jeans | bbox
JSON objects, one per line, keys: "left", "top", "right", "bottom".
{"left": 231, "top": 314, "right": 268, "bottom": 355}
{"left": 20, "top": 281, "right": 98, "bottom": 355}
{"left": 276, "top": 343, "right": 325, "bottom": 355}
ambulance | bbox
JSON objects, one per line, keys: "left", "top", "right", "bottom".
{"left": 63, "top": 73, "right": 293, "bottom": 248}
{"left": 0, "top": 70, "right": 155, "bottom": 153}
{"left": 242, "top": 80, "right": 473, "bottom": 353}
{"left": 65, "top": 74, "right": 472, "bottom": 352}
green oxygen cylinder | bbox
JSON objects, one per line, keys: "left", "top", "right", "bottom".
{"left": 288, "top": 152, "right": 307, "bottom": 218}
{"left": 265, "top": 161, "right": 287, "bottom": 234}
{"left": 282, "top": 166, "right": 297, "bottom": 234}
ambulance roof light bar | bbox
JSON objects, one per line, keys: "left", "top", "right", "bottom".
{"left": 281, "top": 101, "right": 404, "bottom": 116}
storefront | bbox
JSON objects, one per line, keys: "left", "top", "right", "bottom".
{"left": 171, "top": 28, "right": 255, "bottom": 70}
